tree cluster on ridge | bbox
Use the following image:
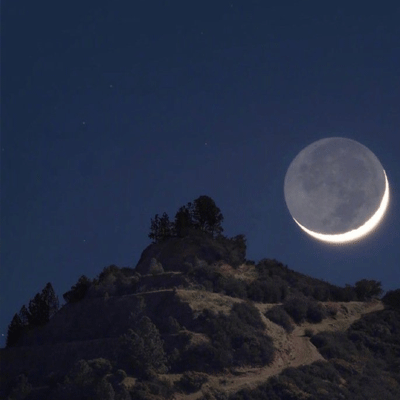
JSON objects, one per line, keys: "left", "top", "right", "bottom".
{"left": 148, "top": 195, "right": 224, "bottom": 243}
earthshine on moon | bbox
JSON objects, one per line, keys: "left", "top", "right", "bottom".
{"left": 284, "top": 137, "right": 389, "bottom": 244}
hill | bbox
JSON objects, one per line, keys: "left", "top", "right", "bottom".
{"left": 1, "top": 231, "right": 399, "bottom": 400}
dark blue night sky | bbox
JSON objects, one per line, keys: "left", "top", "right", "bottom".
{"left": 1, "top": 1, "right": 399, "bottom": 347}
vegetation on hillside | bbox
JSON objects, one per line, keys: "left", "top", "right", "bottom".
{"left": 226, "top": 308, "right": 400, "bottom": 400}
{"left": 6, "top": 282, "right": 59, "bottom": 347}
{"left": 149, "top": 195, "right": 224, "bottom": 243}
{"left": 2, "top": 195, "right": 397, "bottom": 400}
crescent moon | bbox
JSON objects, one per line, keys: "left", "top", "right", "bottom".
{"left": 293, "top": 169, "right": 390, "bottom": 243}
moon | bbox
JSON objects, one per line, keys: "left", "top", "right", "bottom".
{"left": 284, "top": 137, "right": 389, "bottom": 244}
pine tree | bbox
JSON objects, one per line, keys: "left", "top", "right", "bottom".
{"left": 41, "top": 282, "right": 59, "bottom": 319}
{"left": 28, "top": 293, "right": 49, "bottom": 326}
{"left": 6, "top": 313, "right": 24, "bottom": 347}
{"left": 18, "top": 305, "right": 31, "bottom": 326}
{"left": 117, "top": 316, "right": 168, "bottom": 376}
{"left": 149, "top": 212, "right": 173, "bottom": 243}
{"left": 26, "top": 283, "right": 59, "bottom": 327}
{"left": 63, "top": 275, "right": 91, "bottom": 304}
{"left": 174, "top": 205, "right": 194, "bottom": 237}
{"left": 148, "top": 213, "right": 161, "bottom": 244}
{"left": 159, "top": 212, "right": 173, "bottom": 241}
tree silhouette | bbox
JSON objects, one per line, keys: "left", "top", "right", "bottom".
{"left": 192, "top": 195, "right": 224, "bottom": 237}
{"left": 63, "top": 275, "right": 92, "bottom": 304}
{"left": 26, "top": 282, "right": 59, "bottom": 327}
{"left": 355, "top": 279, "right": 383, "bottom": 300}
{"left": 149, "top": 212, "right": 173, "bottom": 243}
{"left": 6, "top": 314, "right": 24, "bottom": 347}
{"left": 174, "top": 204, "right": 194, "bottom": 237}
{"left": 148, "top": 196, "right": 224, "bottom": 241}
{"left": 159, "top": 212, "right": 173, "bottom": 240}
{"left": 41, "top": 282, "right": 59, "bottom": 320}
{"left": 116, "top": 316, "right": 168, "bottom": 376}
{"left": 19, "top": 305, "right": 31, "bottom": 326}
{"left": 28, "top": 293, "right": 49, "bottom": 326}
{"left": 148, "top": 213, "right": 161, "bottom": 244}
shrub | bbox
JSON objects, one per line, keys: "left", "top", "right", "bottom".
{"left": 6, "top": 374, "right": 32, "bottom": 400}
{"left": 231, "top": 301, "right": 264, "bottom": 329}
{"left": 178, "top": 371, "right": 209, "bottom": 393}
{"left": 355, "top": 279, "right": 383, "bottom": 300}
{"left": 63, "top": 275, "right": 92, "bottom": 303}
{"left": 222, "top": 277, "right": 247, "bottom": 299}
{"left": 311, "top": 332, "right": 357, "bottom": 360}
{"left": 382, "top": 289, "right": 400, "bottom": 311}
{"left": 306, "top": 301, "right": 326, "bottom": 323}
{"left": 265, "top": 306, "right": 294, "bottom": 333}
{"left": 283, "top": 297, "right": 309, "bottom": 323}
{"left": 191, "top": 308, "right": 274, "bottom": 371}
{"left": 304, "top": 328, "right": 314, "bottom": 337}
{"left": 87, "top": 358, "right": 113, "bottom": 378}
{"left": 324, "top": 302, "right": 339, "bottom": 317}
{"left": 149, "top": 258, "right": 164, "bottom": 275}
{"left": 48, "top": 359, "right": 116, "bottom": 400}
{"left": 115, "top": 316, "right": 168, "bottom": 376}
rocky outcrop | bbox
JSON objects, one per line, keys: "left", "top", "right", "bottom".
{"left": 134, "top": 230, "right": 245, "bottom": 274}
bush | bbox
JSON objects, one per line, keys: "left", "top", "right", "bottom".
{"left": 231, "top": 301, "right": 264, "bottom": 329}
{"left": 129, "top": 374, "right": 174, "bottom": 399}
{"left": 283, "top": 297, "right": 309, "bottom": 323}
{"left": 149, "top": 258, "right": 164, "bottom": 275}
{"left": 306, "top": 301, "right": 326, "bottom": 323}
{"left": 191, "top": 308, "right": 275, "bottom": 371}
{"left": 265, "top": 306, "right": 294, "bottom": 333}
{"left": 63, "top": 275, "right": 92, "bottom": 303}
{"left": 355, "top": 279, "right": 383, "bottom": 300}
{"left": 382, "top": 289, "right": 400, "bottom": 311}
{"left": 166, "top": 316, "right": 181, "bottom": 333}
{"left": 48, "top": 359, "right": 115, "bottom": 400}
{"left": 6, "top": 374, "right": 32, "bottom": 400}
{"left": 311, "top": 332, "right": 357, "bottom": 360}
{"left": 114, "top": 316, "right": 168, "bottom": 376}
{"left": 304, "top": 328, "right": 314, "bottom": 337}
{"left": 324, "top": 302, "right": 339, "bottom": 317}
{"left": 178, "top": 371, "right": 209, "bottom": 393}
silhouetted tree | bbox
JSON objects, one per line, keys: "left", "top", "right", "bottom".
{"left": 148, "top": 213, "right": 161, "bottom": 244}
{"left": 192, "top": 195, "right": 224, "bottom": 237}
{"left": 355, "top": 279, "right": 383, "bottom": 300}
{"left": 159, "top": 212, "right": 173, "bottom": 240}
{"left": 18, "top": 305, "right": 31, "bottom": 326}
{"left": 63, "top": 275, "right": 92, "bottom": 304}
{"left": 6, "top": 314, "right": 24, "bottom": 347}
{"left": 41, "top": 282, "right": 59, "bottom": 319}
{"left": 24, "top": 283, "right": 60, "bottom": 328}
{"left": 149, "top": 212, "right": 173, "bottom": 243}
{"left": 174, "top": 204, "right": 194, "bottom": 237}
{"left": 27, "top": 293, "right": 48, "bottom": 326}
{"left": 116, "top": 316, "right": 167, "bottom": 376}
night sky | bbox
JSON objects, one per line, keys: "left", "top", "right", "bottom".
{"left": 1, "top": 1, "right": 399, "bottom": 347}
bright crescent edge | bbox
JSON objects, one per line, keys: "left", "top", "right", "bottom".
{"left": 293, "top": 170, "right": 390, "bottom": 244}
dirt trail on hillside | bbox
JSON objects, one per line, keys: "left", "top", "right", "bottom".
{"left": 171, "top": 300, "right": 383, "bottom": 399}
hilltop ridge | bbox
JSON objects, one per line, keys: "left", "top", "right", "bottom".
{"left": 1, "top": 196, "right": 398, "bottom": 399}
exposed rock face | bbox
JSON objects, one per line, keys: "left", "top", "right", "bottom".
{"left": 135, "top": 230, "right": 245, "bottom": 274}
